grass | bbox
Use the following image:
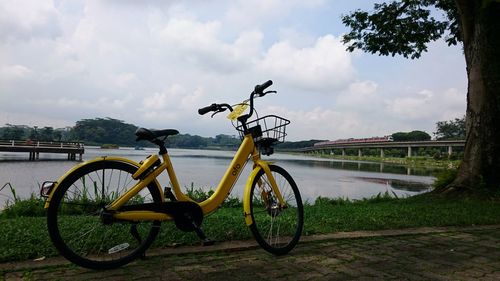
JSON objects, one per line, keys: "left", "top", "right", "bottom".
{"left": 305, "top": 194, "right": 500, "bottom": 234}
{"left": 0, "top": 195, "right": 45, "bottom": 218}
{"left": 2, "top": 192, "right": 500, "bottom": 263}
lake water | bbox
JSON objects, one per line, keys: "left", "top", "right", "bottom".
{"left": 0, "top": 147, "right": 437, "bottom": 208}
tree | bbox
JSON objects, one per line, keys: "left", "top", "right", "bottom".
{"left": 28, "top": 126, "right": 38, "bottom": 140}
{"left": 342, "top": 0, "right": 500, "bottom": 193}
{"left": 53, "top": 130, "right": 63, "bottom": 142}
{"left": 169, "top": 134, "right": 208, "bottom": 148}
{"left": 2, "top": 124, "right": 26, "bottom": 140}
{"left": 39, "top": 127, "right": 55, "bottom": 141}
{"left": 278, "top": 140, "right": 328, "bottom": 150}
{"left": 434, "top": 116, "right": 466, "bottom": 140}
{"left": 392, "top": 130, "right": 431, "bottom": 141}
{"left": 73, "top": 118, "right": 138, "bottom": 146}
{"left": 408, "top": 130, "right": 431, "bottom": 141}
{"left": 213, "top": 134, "right": 240, "bottom": 147}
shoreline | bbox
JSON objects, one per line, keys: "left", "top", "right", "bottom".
{"left": 285, "top": 152, "right": 460, "bottom": 169}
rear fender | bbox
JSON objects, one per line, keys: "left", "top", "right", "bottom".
{"left": 43, "top": 157, "right": 161, "bottom": 208}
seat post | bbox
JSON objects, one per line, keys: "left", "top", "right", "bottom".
{"left": 154, "top": 140, "right": 168, "bottom": 155}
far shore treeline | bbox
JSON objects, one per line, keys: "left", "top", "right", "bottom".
{"left": 0, "top": 116, "right": 464, "bottom": 150}
{"left": 0, "top": 118, "right": 323, "bottom": 150}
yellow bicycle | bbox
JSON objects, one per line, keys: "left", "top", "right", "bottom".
{"left": 41, "top": 80, "right": 304, "bottom": 270}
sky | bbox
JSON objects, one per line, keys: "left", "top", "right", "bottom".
{"left": 0, "top": 0, "right": 467, "bottom": 141}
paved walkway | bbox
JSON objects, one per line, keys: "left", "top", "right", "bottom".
{"left": 2, "top": 225, "right": 500, "bottom": 280}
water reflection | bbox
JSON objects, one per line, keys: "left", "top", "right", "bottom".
{"left": 265, "top": 156, "right": 434, "bottom": 202}
{"left": 353, "top": 177, "right": 430, "bottom": 193}
{"left": 276, "top": 158, "right": 438, "bottom": 177}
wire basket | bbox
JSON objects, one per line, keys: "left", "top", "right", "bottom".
{"left": 236, "top": 115, "right": 290, "bottom": 146}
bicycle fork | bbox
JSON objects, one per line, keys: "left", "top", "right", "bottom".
{"left": 242, "top": 160, "right": 286, "bottom": 226}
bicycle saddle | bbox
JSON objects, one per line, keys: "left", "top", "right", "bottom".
{"left": 135, "top": 127, "right": 179, "bottom": 141}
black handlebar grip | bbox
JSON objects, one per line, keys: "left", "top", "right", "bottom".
{"left": 198, "top": 103, "right": 217, "bottom": 115}
{"left": 254, "top": 80, "right": 273, "bottom": 93}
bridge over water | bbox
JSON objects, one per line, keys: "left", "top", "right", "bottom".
{"left": 0, "top": 140, "right": 84, "bottom": 161}
{"left": 298, "top": 140, "right": 465, "bottom": 158}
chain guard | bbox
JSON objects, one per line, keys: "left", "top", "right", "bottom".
{"left": 170, "top": 201, "right": 204, "bottom": 232}
{"left": 117, "top": 201, "right": 203, "bottom": 232}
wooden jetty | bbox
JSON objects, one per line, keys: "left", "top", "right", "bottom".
{"left": 0, "top": 140, "right": 84, "bottom": 161}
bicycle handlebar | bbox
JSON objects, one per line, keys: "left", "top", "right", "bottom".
{"left": 198, "top": 80, "right": 274, "bottom": 124}
{"left": 198, "top": 103, "right": 233, "bottom": 116}
{"left": 243, "top": 80, "right": 273, "bottom": 122}
{"left": 254, "top": 80, "right": 273, "bottom": 95}
{"left": 198, "top": 103, "right": 218, "bottom": 115}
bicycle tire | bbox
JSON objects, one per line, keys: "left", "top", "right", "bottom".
{"left": 248, "top": 165, "right": 303, "bottom": 255}
{"left": 47, "top": 160, "right": 162, "bottom": 270}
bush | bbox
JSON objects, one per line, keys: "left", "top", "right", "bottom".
{"left": 433, "top": 152, "right": 443, "bottom": 160}
{"left": 314, "top": 196, "right": 351, "bottom": 205}
{"left": 433, "top": 168, "right": 458, "bottom": 190}
{"left": 185, "top": 183, "right": 214, "bottom": 202}
{"left": 360, "top": 191, "right": 399, "bottom": 203}
{"left": 448, "top": 152, "right": 463, "bottom": 161}
{"left": 1, "top": 195, "right": 45, "bottom": 218}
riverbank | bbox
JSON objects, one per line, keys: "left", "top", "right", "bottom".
{"left": 292, "top": 152, "right": 461, "bottom": 169}
{"left": 2, "top": 193, "right": 500, "bottom": 263}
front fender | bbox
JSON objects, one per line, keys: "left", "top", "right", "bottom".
{"left": 243, "top": 165, "right": 262, "bottom": 226}
{"left": 243, "top": 160, "right": 282, "bottom": 226}
{"left": 43, "top": 156, "right": 153, "bottom": 208}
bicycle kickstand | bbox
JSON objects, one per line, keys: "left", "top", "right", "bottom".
{"left": 190, "top": 220, "right": 215, "bottom": 246}
{"left": 130, "top": 223, "right": 148, "bottom": 259}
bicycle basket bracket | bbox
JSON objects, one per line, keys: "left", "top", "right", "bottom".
{"left": 236, "top": 115, "right": 290, "bottom": 155}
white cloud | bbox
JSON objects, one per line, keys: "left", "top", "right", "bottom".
{"left": 159, "top": 18, "right": 221, "bottom": 51}
{"left": 278, "top": 28, "right": 316, "bottom": 48}
{"left": 385, "top": 88, "right": 464, "bottom": 121}
{"left": 336, "top": 80, "right": 379, "bottom": 109}
{"left": 386, "top": 91, "right": 432, "bottom": 119}
{"left": 140, "top": 85, "right": 206, "bottom": 124}
{"left": 260, "top": 35, "right": 355, "bottom": 92}
{"left": 0, "top": 0, "right": 61, "bottom": 41}
{"left": 0, "top": 65, "right": 32, "bottom": 80}
{"left": 260, "top": 106, "right": 380, "bottom": 140}
{"left": 114, "top": 73, "right": 138, "bottom": 88}
{"left": 348, "top": 80, "right": 378, "bottom": 95}
{"left": 435, "top": 88, "right": 466, "bottom": 120}
{"left": 142, "top": 84, "right": 186, "bottom": 111}
{"left": 0, "top": 0, "right": 467, "bottom": 141}
{"left": 31, "top": 96, "right": 131, "bottom": 111}
{"left": 157, "top": 18, "right": 263, "bottom": 73}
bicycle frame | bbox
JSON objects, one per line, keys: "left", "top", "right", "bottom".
{"left": 44, "top": 133, "right": 285, "bottom": 225}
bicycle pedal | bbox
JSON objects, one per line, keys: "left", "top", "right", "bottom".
{"left": 202, "top": 239, "right": 215, "bottom": 246}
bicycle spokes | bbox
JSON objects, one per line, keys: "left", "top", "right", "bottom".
{"left": 249, "top": 165, "right": 303, "bottom": 255}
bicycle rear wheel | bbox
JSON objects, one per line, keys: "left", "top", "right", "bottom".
{"left": 47, "top": 160, "right": 162, "bottom": 270}
{"left": 249, "top": 165, "right": 303, "bottom": 255}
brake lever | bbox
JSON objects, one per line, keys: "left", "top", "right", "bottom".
{"left": 259, "top": 90, "right": 277, "bottom": 97}
{"left": 211, "top": 108, "right": 227, "bottom": 118}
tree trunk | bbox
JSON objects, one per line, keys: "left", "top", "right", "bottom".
{"left": 446, "top": 0, "right": 500, "bottom": 193}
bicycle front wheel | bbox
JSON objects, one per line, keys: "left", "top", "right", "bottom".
{"left": 249, "top": 165, "right": 303, "bottom": 255}
{"left": 47, "top": 160, "right": 162, "bottom": 270}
